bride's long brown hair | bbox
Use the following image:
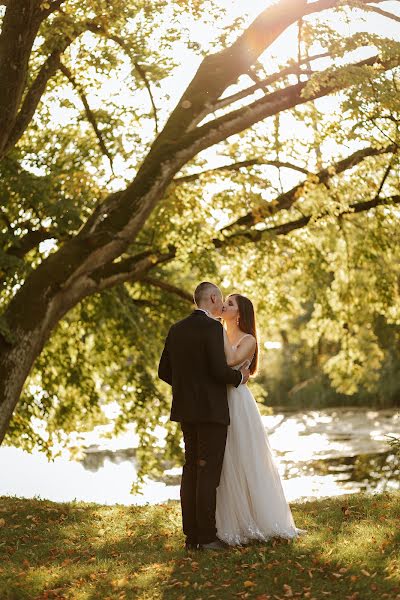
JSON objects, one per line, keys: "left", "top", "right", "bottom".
{"left": 229, "top": 294, "right": 259, "bottom": 375}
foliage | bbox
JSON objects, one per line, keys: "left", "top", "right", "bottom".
{"left": 0, "top": 492, "right": 399, "bottom": 599}
{"left": 387, "top": 433, "right": 400, "bottom": 458}
{"left": 1, "top": 0, "right": 400, "bottom": 475}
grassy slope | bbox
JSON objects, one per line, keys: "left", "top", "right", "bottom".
{"left": 0, "top": 492, "right": 399, "bottom": 600}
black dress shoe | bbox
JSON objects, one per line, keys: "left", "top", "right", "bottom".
{"left": 185, "top": 542, "right": 199, "bottom": 551}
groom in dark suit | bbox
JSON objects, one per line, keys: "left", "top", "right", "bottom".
{"left": 158, "top": 282, "right": 249, "bottom": 550}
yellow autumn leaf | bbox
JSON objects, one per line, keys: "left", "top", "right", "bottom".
{"left": 244, "top": 580, "right": 256, "bottom": 587}
{"left": 112, "top": 577, "right": 128, "bottom": 588}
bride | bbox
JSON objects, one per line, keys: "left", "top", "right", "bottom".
{"left": 216, "top": 293, "right": 303, "bottom": 546}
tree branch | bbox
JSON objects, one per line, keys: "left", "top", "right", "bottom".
{"left": 0, "top": 0, "right": 46, "bottom": 155}
{"left": 142, "top": 276, "right": 193, "bottom": 302}
{"left": 358, "top": 4, "right": 400, "bottom": 24}
{"left": 179, "top": 55, "right": 396, "bottom": 163}
{"left": 91, "top": 247, "right": 176, "bottom": 292}
{"left": 160, "top": 0, "right": 387, "bottom": 137}
{"left": 6, "top": 228, "right": 61, "bottom": 259}
{"left": 85, "top": 22, "right": 159, "bottom": 135}
{"left": 209, "top": 51, "right": 330, "bottom": 115}
{"left": 174, "top": 158, "right": 310, "bottom": 184}
{"left": 59, "top": 62, "right": 114, "bottom": 171}
{"left": 73, "top": 55, "right": 398, "bottom": 286}
{"left": 375, "top": 156, "right": 395, "bottom": 198}
{"left": 4, "top": 37, "right": 75, "bottom": 153}
{"left": 214, "top": 195, "right": 400, "bottom": 246}
{"left": 131, "top": 60, "right": 159, "bottom": 135}
{"left": 41, "top": 0, "right": 68, "bottom": 17}
{"left": 221, "top": 143, "right": 398, "bottom": 232}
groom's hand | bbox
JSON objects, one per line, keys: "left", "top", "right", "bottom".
{"left": 240, "top": 367, "right": 250, "bottom": 384}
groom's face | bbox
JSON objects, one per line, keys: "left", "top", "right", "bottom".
{"left": 210, "top": 288, "right": 224, "bottom": 318}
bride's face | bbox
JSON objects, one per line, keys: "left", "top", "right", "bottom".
{"left": 222, "top": 295, "right": 239, "bottom": 323}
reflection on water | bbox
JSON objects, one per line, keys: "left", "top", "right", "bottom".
{"left": 2, "top": 408, "right": 399, "bottom": 505}
{"left": 81, "top": 448, "right": 136, "bottom": 472}
{"left": 266, "top": 409, "right": 400, "bottom": 495}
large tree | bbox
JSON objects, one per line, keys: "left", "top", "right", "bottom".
{"left": 0, "top": 0, "right": 399, "bottom": 450}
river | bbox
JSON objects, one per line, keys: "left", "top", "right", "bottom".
{"left": 1, "top": 408, "right": 399, "bottom": 505}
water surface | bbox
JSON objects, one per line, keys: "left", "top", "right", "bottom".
{"left": 1, "top": 408, "right": 399, "bottom": 505}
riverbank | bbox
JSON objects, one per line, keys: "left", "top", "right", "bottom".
{"left": 1, "top": 492, "right": 399, "bottom": 600}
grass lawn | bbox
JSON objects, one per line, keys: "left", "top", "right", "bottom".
{"left": 0, "top": 491, "right": 399, "bottom": 600}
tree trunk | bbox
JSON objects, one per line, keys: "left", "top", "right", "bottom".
{"left": 0, "top": 0, "right": 42, "bottom": 155}
{"left": 0, "top": 330, "right": 49, "bottom": 444}
{"left": 0, "top": 249, "right": 98, "bottom": 443}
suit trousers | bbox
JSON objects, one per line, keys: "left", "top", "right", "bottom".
{"left": 180, "top": 421, "right": 228, "bottom": 545}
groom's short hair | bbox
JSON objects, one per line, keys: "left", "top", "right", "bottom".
{"left": 194, "top": 282, "right": 220, "bottom": 306}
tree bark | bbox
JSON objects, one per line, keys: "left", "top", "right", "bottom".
{"left": 0, "top": 0, "right": 43, "bottom": 155}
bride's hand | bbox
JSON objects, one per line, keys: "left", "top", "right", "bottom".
{"left": 240, "top": 366, "right": 250, "bottom": 384}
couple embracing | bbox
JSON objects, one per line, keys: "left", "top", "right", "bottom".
{"left": 158, "top": 282, "right": 302, "bottom": 550}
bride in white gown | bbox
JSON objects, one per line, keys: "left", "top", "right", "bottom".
{"left": 216, "top": 294, "right": 303, "bottom": 546}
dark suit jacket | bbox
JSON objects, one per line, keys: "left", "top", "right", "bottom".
{"left": 158, "top": 310, "right": 242, "bottom": 425}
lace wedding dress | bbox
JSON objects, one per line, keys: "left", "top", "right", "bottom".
{"left": 216, "top": 335, "right": 303, "bottom": 546}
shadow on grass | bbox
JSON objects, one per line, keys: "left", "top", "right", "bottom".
{"left": 0, "top": 496, "right": 183, "bottom": 600}
{"left": 0, "top": 492, "right": 399, "bottom": 600}
{"left": 160, "top": 492, "right": 400, "bottom": 600}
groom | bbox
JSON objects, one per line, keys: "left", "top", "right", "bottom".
{"left": 158, "top": 281, "right": 249, "bottom": 550}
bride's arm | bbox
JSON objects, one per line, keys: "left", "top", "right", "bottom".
{"left": 223, "top": 330, "right": 256, "bottom": 367}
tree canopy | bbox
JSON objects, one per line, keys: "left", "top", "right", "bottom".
{"left": 0, "top": 0, "right": 399, "bottom": 478}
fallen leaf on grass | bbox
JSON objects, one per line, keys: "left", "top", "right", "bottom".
{"left": 112, "top": 577, "right": 128, "bottom": 588}
{"left": 283, "top": 583, "right": 293, "bottom": 597}
{"left": 361, "top": 569, "right": 370, "bottom": 577}
{"left": 244, "top": 581, "right": 256, "bottom": 588}
{"left": 0, "top": 518, "right": 5, "bottom": 527}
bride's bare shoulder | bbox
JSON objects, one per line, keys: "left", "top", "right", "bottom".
{"left": 239, "top": 334, "right": 256, "bottom": 346}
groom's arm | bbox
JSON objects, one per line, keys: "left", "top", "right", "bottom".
{"left": 158, "top": 330, "right": 172, "bottom": 386}
{"left": 206, "top": 321, "right": 242, "bottom": 388}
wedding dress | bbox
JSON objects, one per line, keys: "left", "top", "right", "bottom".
{"left": 216, "top": 335, "right": 303, "bottom": 546}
